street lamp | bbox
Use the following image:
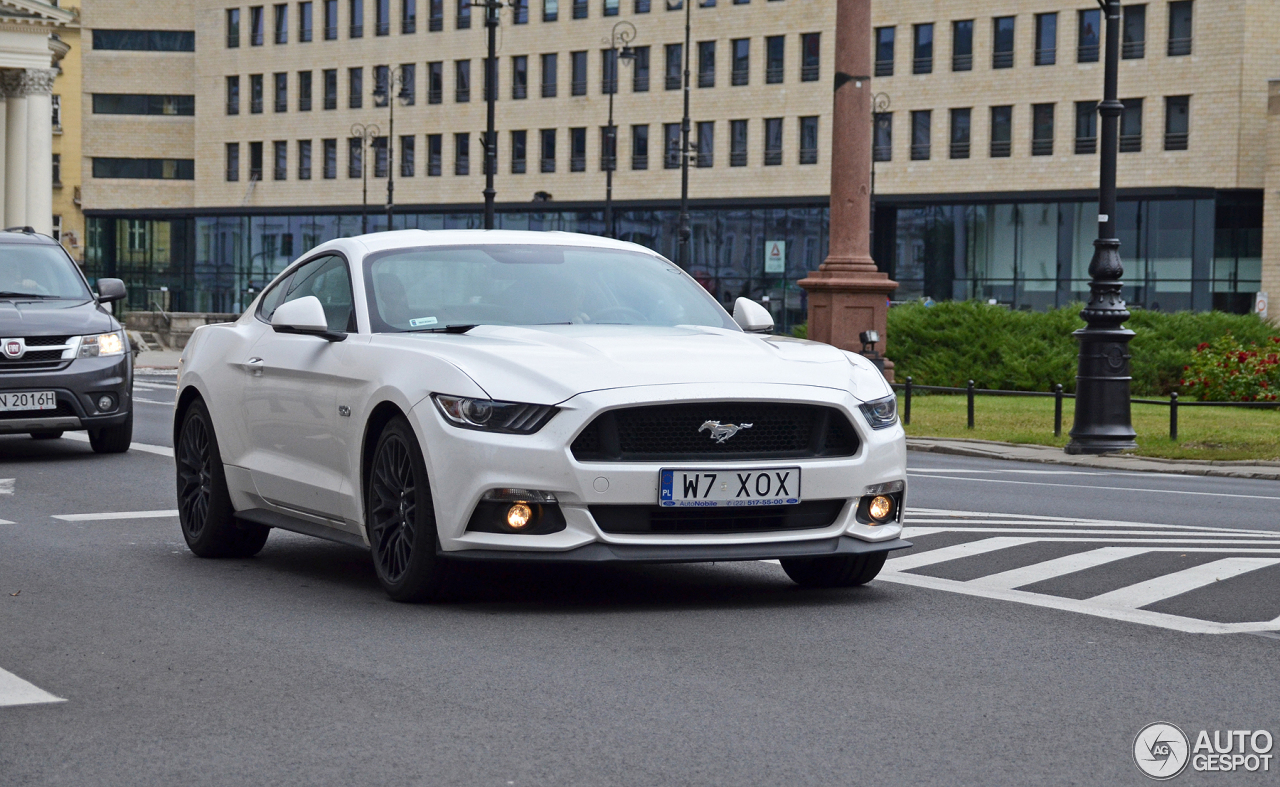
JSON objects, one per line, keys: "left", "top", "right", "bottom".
{"left": 373, "top": 66, "right": 414, "bottom": 230}
{"left": 870, "top": 92, "right": 890, "bottom": 251}
{"left": 1066, "top": 0, "right": 1137, "bottom": 454}
{"left": 668, "top": 0, "right": 693, "bottom": 268}
{"left": 602, "top": 21, "right": 638, "bottom": 239}
{"left": 470, "top": 0, "right": 511, "bottom": 229}
{"left": 350, "top": 122, "right": 380, "bottom": 234}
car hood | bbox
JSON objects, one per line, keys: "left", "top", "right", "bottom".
{"left": 380, "top": 324, "right": 891, "bottom": 404}
{"left": 0, "top": 298, "right": 114, "bottom": 337}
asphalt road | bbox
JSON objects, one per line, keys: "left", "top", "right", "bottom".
{"left": 2, "top": 379, "right": 1277, "bottom": 786}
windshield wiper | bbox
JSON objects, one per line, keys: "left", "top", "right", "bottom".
{"left": 406, "top": 323, "right": 479, "bottom": 334}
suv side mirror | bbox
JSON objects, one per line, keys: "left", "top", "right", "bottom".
{"left": 732, "top": 297, "right": 775, "bottom": 334}
{"left": 96, "top": 278, "right": 127, "bottom": 304}
{"left": 271, "top": 295, "right": 347, "bottom": 342}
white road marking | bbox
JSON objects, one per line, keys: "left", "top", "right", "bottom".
{"left": 906, "top": 527, "right": 1280, "bottom": 540}
{"left": 1088, "top": 558, "right": 1280, "bottom": 609}
{"left": 967, "top": 547, "right": 1151, "bottom": 590}
{"left": 909, "top": 474, "right": 1280, "bottom": 502}
{"left": 134, "top": 398, "right": 175, "bottom": 406}
{"left": 52, "top": 509, "right": 179, "bottom": 522}
{"left": 0, "top": 667, "right": 64, "bottom": 707}
{"left": 0, "top": 478, "right": 12, "bottom": 495}
{"left": 61, "top": 432, "right": 174, "bottom": 457}
{"left": 886, "top": 536, "right": 1036, "bottom": 572}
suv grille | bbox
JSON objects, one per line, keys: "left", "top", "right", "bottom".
{"left": 590, "top": 499, "right": 847, "bottom": 534}
{"left": 571, "top": 403, "right": 859, "bottom": 462}
{"left": 0, "top": 336, "right": 73, "bottom": 372}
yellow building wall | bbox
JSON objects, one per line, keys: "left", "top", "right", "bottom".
{"left": 51, "top": 24, "right": 84, "bottom": 262}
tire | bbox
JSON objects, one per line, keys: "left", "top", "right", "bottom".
{"left": 780, "top": 552, "right": 887, "bottom": 588}
{"left": 30, "top": 430, "right": 63, "bottom": 440}
{"left": 176, "top": 399, "right": 269, "bottom": 558}
{"left": 366, "top": 416, "right": 454, "bottom": 602}
{"left": 88, "top": 409, "right": 133, "bottom": 454}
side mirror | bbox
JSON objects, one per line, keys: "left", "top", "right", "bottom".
{"left": 732, "top": 297, "right": 774, "bottom": 334}
{"left": 271, "top": 296, "right": 347, "bottom": 341}
{"left": 96, "top": 278, "right": 127, "bottom": 304}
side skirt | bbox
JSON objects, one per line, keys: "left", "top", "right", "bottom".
{"left": 236, "top": 508, "right": 369, "bottom": 550}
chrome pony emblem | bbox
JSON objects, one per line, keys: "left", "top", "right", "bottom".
{"left": 699, "top": 420, "right": 753, "bottom": 444}
{"left": 2, "top": 339, "right": 23, "bottom": 359}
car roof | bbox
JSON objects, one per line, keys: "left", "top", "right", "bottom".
{"left": 314, "top": 229, "right": 668, "bottom": 260}
{"left": 0, "top": 229, "right": 61, "bottom": 246}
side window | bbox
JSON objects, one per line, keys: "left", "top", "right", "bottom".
{"left": 256, "top": 271, "right": 295, "bottom": 321}
{"left": 281, "top": 255, "right": 355, "bottom": 331}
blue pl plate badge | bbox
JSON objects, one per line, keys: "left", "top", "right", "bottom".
{"left": 409, "top": 316, "right": 438, "bottom": 328}
{"left": 660, "top": 470, "right": 675, "bottom": 506}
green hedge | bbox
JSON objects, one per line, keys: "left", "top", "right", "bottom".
{"left": 876, "top": 302, "right": 1279, "bottom": 395}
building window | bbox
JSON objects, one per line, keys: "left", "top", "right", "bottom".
{"left": 428, "top": 61, "right": 443, "bottom": 103}
{"left": 323, "top": 68, "right": 338, "bottom": 109}
{"left": 511, "top": 129, "right": 526, "bottom": 173}
{"left": 635, "top": 0, "right": 649, "bottom": 12}
{"left": 729, "top": 119, "right": 747, "bottom": 166}
{"left": 226, "top": 143, "right": 240, "bottom": 181}
{"left": 540, "top": 54, "right": 557, "bottom": 97}
{"left": 602, "top": 48, "right": 618, "bottom": 94}
{"left": 800, "top": 33, "right": 819, "bottom": 82}
{"left": 573, "top": 0, "right": 587, "bottom": 19}
{"left": 1123, "top": 5, "right": 1145, "bottom": 59}
{"left": 1165, "top": 95, "right": 1189, "bottom": 150}
{"left": 94, "top": 94, "right": 196, "bottom": 115}
{"left": 600, "top": 124, "right": 616, "bottom": 170}
{"left": 1035, "top": 13, "right": 1056, "bottom": 65}
{"left": 540, "top": 128, "right": 556, "bottom": 172}
{"left": 455, "top": 60, "right": 470, "bottom": 102}
{"left": 570, "top": 127, "right": 586, "bottom": 171}
{"left": 300, "top": 1, "right": 314, "bottom": 40}
{"left": 374, "top": 65, "right": 390, "bottom": 106}
{"left": 348, "top": 137, "right": 363, "bottom": 177}
{"left": 226, "top": 76, "right": 240, "bottom": 114}
{"left": 604, "top": 0, "right": 618, "bottom": 16}
{"left": 632, "top": 124, "right": 648, "bottom": 169}
{"left": 227, "top": 8, "right": 241, "bottom": 47}
{"left": 455, "top": 132, "right": 470, "bottom": 174}
{"left": 250, "top": 74, "right": 264, "bottom": 112}
{"left": 798, "top": 116, "right": 817, "bottom": 164}
{"left": 633, "top": 46, "right": 649, "bottom": 91}
{"left": 92, "top": 30, "right": 196, "bottom": 51}
{"left": 350, "top": 0, "right": 364, "bottom": 36}
{"left": 1077, "top": 9, "right": 1100, "bottom": 62}
{"left": 665, "top": 44, "right": 682, "bottom": 90}
{"left": 731, "top": 38, "right": 749, "bottom": 86}
{"left": 401, "top": 135, "right": 415, "bottom": 175}
{"left": 913, "top": 23, "right": 933, "bottom": 74}
{"left": 298, "top": 71, "right": 313, "bottom": 110}
{"left": 910, "top": 110, "right": 930, "bottom": 160}
{"left": 274, "top": 72, "right": 288, "bottom": 112}
{"left": 1075, "top": 101, "right": 1097, "bottom": 154}
{"left": 52, "top": 153, "right": 61, "bottom": 187}
{"left": 765, "top": 36, "right": 784, "bottom": 83}
{"left": 512, "top": 55, "right": 528, "bottom": 99}
{"left": 399, "top": 63, "right": 415, "bottom": 104}
{"left": 874, "top": 26, "right": 894, "bottom": 76}
{"left": 51, "top": 95, "right": 61, "bottom": 130}
{"left": 376, "top": 0, "right": 391, "bottom": 34}
{"left": 51, "top": 215, "right": 61, "bottom": 243}
{"left": 697, "top": 41, "right": 715, "bottom": 88}
{"left": 1031, "top": 103, "right": 1054, "bottom": 156}
{"left": 543, "top": 0, "right": 557, "bottom": 22}
{"left": 90, "top": 160, "right": 193, "bottom": 182}
{"left": 764, "top": 117, "right": 783, "bottom": 165}
{"left": 323, "top": 138, "right": 338, "bottom": 178}
{"left": 373, "top": 136, "right": 388, "bottom": 176}
{"left": 299, "top": 139, "right": 313, "bottom": 179}
{"left": 251, "top": 6, "right": 265, "bottom": 44}
{"left": 249, "top": 142, "right": 264, "bottom": 179}
{"left": 512, "top": 0, "right": 527, "bottom": 23}
{"left": 992, "top": 17, "right": 1015, "bottom": 68}
{"left": 1120, "top": 98, "right": 1142, "bottom": 152}
{"left": 950, "top": 108, "right": 970, "bottom": 159}
{"left": 990, "top": 105, "right": 1012, "bottom": 157}
{"left": 325, "top": 0, "right": 338, "bottom": 38}
{"left": 952, "top": 20, "right": 973, "bottom": 71}
{"left": 274, "top": 140, "right": 288, "bottom": 179}
{"left": 428, "top": 133, "right": 442, "bottom": 175}
{"left": 664, "top": 122, "right": 680, "bottom": 168}
{"left": 1168, "top": 1, "right": 1192, "bottom": 56}
{"left": 274, "top": 3, "right": 288, "bottom": 43}
{"left": 873, "top": 112, "right": 891, "bottom": 161}
{"left": 571, "top": 51, "right": 587, "bottom": 95}
{"left": 429, "top": 0, "right": 443, "bottom": 30}
{"left": 349, "top": 67, "right": 363, "bottom": 107}
{"left": 695, "top": 121, "right": 713, "bottom": 167}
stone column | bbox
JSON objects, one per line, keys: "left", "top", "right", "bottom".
{"left": 23, "top": 69, "right": 57, "bottom": 236}
{"left": 1263, "top": 79, "right": 1280, "bottom": 325}
{"left": 3, "top": 70, "right": 27, "bottom": 229}
{"left": 797, "top": 0, "right": 899, "bottom": 380}
{"left": 0, "top": 79, "right": 7, "bottom": 224}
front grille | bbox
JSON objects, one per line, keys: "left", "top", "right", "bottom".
{"left": 571, "top": 403, "right": 860, "bottom": 462}
{"left": 591, "top": 499, "right": 847, "bottom": 535}
{"left": 0, "top": 402, "right": 75, "bottom": 420}
{"left": 0, "top": 357, "right": 70, "bottom": 372}
{"left": 25, "top": 336, "right": 71, "bottom": 347}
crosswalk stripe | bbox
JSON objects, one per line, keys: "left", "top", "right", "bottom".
{"left": 967, "top": 547, "right": 1151, "bottom": 590}
{"left": 905, "top": 527, "right": 1280, "bottom": 540}
{"left": 0, "top": 478, "right": 12, "bottom": 495}
{"left": 886, "top": 536, "right": 1036, "bottom": 572}
{"left": 0, "top": 667, "right": 64, "bottom": 707}
{"left": 52, "top": 510, "right": 179, "bottom": 521}
{"left": 1088, "top": 557, "right": 1280, "bottom": 609}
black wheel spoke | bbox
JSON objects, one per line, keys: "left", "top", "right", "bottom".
{"left": 177, "top": 415, "right": 211, "bottom": 538}
{"left": 369, "top": 433, "right": 420, "bottom": 584}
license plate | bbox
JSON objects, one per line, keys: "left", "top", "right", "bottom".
{"left": 659, "top": 467, "right": 801, "bottom": 508}
{"left": 0, "top": 391, "right": 57, "bottom": 412}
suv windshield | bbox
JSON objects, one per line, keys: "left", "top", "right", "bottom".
{"left": 363, "top": 245, "right": 736, "bottom": 332}
{"left": 0, "top": 244, "right": 92, "bottom": 300}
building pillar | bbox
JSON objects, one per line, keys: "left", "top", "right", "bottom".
{"left": 797, "top": 0, "right": 899, "bottom": 380}
{"left": 3, "top": 70, "right": 28, "bottom": 230}
{"left": 23, "top": 69, "right": 57, "bottom": 236}
{"left": 1263, "top": 79, "right": 1280, "bottom": 325}
{"left": 0, "top": 85, "right": 7, "bottom": 224}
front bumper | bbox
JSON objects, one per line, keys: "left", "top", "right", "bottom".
{"left": 440, "top": 535, "right": 913, "bottom": 564}
{"left": 0, "top": 355, "right": 132, "bottom": 434}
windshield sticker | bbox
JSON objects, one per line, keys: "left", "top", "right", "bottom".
{"left": 409, "top": 316, "right": 439, "bottom": 328}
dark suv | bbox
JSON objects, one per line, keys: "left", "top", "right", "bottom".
{"left": 0, "top": 228, "right": 132, "bottom": 453}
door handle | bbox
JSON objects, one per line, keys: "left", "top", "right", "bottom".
{"left": 246, "top": 357, "right": 264, "bottom": 377}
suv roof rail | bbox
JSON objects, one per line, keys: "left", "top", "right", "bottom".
{"left": 3, "top": 226, "right": 37, "bottom": 234}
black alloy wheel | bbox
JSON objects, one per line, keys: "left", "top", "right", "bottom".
{"left": 176, "top": 399, "right": 269, "bottom": 558}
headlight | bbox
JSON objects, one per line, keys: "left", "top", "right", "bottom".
{"left": 432, "top": 394, "right": 558, "bottom": 434}
{"left": 79, "top": 330, "right": 126, "bottom": 358}
{"left": 859, "top": 394, "right": 898, "bottom": 430}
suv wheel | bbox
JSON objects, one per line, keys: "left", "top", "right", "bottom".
{"left": 177, "top": 399, "right": 269, "bottom": 558}
{"left": 89, "top": 409, "right": 133, "bottom": 454}
{"left": 780, "top": 553, "right": 887, "bottom": 588}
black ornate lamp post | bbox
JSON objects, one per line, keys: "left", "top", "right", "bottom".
{"left": 469, "top": 0, "right": 509, "bottom": 229}
{"left": 373, "top": 66, "right": 413, "bottom": 230}
{"left": 603, "top": 21, "right": 637, "bottom": 239}
{"left": 350, "top": 122, "right": 380, "bottom": 234}
{"left": 1066, "top": 0, "right": 1137, "bottom": 454}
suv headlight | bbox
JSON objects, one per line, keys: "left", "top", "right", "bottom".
{"left": 79, "top": 330, "right": 126, "bottom": 358}
{"left": 432, "top": 394, "right": 558, "bottom": 434}
{"left": 859, "top": 394, "right": 898, "bottom": 430}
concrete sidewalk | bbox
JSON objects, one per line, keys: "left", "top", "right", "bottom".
{"left": 908, "top": 436, "right": 1280, "bottom": 481}
{"left": 133, "top": 349, "right": 183, "bottom": 369}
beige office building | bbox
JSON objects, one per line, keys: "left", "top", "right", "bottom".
{"left": 79, "top": 0, "right": 1279, "bottom": 326}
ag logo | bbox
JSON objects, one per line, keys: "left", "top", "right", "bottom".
{"left": 2, "top": 338, "right": 23, "bottom": 359}
{"left": 1134, "top": 722, "right": 1190, "bottom": 780}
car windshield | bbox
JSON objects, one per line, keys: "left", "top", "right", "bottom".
{"left": 363, "top": 244, "right": 737, "bottom": 332}
{"left": 0, "top": 243, "right": 92, "bottom": 300}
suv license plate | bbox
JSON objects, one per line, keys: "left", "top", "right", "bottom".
{"left": 659, "top": 467, "right": 801, "bottom": 508}
{"left": 0, "top": 391, "right": 57, "bottom": 412}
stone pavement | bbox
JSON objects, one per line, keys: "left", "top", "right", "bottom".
{"left": 908, "top": 437, "right": 1280, "bottom": 481}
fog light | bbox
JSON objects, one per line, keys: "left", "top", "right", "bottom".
{"left": 868, "top": 495, "right": 894, "bottom": 523}
{"left": 506, "top": 502, "right": 533, "bottom": 529}
{"left": 96, "top": 394, "right": 116, "bottom": 413}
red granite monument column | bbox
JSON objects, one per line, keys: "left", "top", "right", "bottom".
{"left": 797, "top": 0, "right": 898, "bottom": 380}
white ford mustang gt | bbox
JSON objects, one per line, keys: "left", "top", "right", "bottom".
{"left": 174, "top": 230, "right": 910, "bottom": 601}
